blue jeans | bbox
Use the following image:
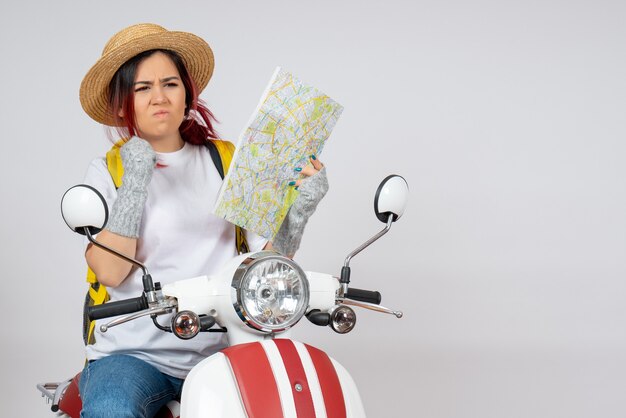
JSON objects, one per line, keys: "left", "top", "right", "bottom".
{"left": 79, "top": 354, "right": 184, "bottom": 418}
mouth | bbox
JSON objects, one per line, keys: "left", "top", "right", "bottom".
{"left": 153, "top": 110, "right": 169, "bottom": 118}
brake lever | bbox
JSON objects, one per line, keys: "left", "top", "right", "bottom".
{"left": 336, "top": 297, "right": 403, "bottom": 318}
{"left": 100, "top": 299, "right": 177, "bottom": 332}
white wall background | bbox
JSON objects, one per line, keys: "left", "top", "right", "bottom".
{"left": 1, "top": 1, "right": 625, "bottom": 417}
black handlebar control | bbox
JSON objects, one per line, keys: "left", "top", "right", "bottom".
{"left": 87, "top": 296, "right": 148, "bottom": 320}
{"left": 345, "top": 288, "right": 382, "bottom": 305}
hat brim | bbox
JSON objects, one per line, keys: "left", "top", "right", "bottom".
{"left": 80, "top": 31, "right": 214, "bottom": 126}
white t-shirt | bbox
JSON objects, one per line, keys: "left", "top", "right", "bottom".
{"left": 83, "top": 140, "right": 267, "bottom": 378}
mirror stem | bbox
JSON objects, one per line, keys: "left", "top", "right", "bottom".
{"left": 343, "top": 214, "right": 394, "bottom": 268}
{"left": 84, "top": 227, "right": 150, "bottom": 279}
{"left": 340, "top": 215, "right": 394, "bottom": 294}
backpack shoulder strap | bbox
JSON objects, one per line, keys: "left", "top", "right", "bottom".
{"left": 206, "top": 139, "right": 236, "bottom": 177}
{"left": 83, "top": 267, "right": 109, "bottom": 345}
{"left": 105, "top": 138, "right": 128, "bottom": 188}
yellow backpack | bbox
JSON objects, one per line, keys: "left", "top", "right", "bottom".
{"left": 83, "top": 139, "right": 249, "bottom": 345}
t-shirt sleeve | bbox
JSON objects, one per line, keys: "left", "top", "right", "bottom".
{"left": 82, "top": 158, "right": 117, "bottom": 248}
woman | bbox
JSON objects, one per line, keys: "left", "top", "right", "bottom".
{"left": 78, "top": 23, "right": 328, "bottom": 417}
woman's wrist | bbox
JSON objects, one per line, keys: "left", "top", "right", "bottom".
{"left": 272, "top": 167, "right": 329, "bottom": 257}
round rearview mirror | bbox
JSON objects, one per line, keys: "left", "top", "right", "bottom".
{"left": 61, "top": 185, "right": 108, "bottom": 236}
{"left": 374, "top": 175, "right": 409, "bottom": 223}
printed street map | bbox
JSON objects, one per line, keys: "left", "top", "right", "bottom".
{"left": 214, "top": 67, "right": 344, "bottom": 240}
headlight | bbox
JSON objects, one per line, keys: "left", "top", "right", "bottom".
{"left": 232, "top": 251, "right": 309, "bottom": 333}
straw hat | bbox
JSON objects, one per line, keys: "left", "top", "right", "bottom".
{"left": 80, "top": 23, "right": 214, "bottom": 126}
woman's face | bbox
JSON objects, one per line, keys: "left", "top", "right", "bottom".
{"left": 130, "top": 51, "right": 186, "bottom": 150}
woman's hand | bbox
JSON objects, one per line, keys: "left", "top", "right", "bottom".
{"left": 291, "top": 155, "right": 325, "bottom": 188}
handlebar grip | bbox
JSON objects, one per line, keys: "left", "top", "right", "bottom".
{"left": 345, "top": 288, "right": 382, "bottom": 305}
{"left": 87, "top": 296, "right": 148, "bottom": 320}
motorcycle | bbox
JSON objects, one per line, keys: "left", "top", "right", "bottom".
{"left": 38, "top": 174, "right": 409, "bottom": 418}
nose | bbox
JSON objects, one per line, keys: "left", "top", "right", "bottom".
{"left": 151, "top": 86, "right": 168, "bottom": 104}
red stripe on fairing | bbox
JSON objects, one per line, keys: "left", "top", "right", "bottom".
{"left": 305, "top": 344, "right": 347, "bottom": 418}
{"left": 274, "top": 339, "right": 316, "bottom": 418}
{"left": 223, "top": 342, "right": 283, "bottom": 418}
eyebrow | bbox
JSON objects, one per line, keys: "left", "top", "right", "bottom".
{"left": 134, "top": 76, "right": 181, "bottom": 86}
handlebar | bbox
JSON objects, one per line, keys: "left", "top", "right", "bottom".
{"left": 87, "top": 296, "right": 148, "bottom": 320}
{"left": 345, "top": 288, "right": 381, "bottom": 305}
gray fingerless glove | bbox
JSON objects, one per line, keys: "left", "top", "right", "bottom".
{"left": 105, "top": 137, "right": 156, "bottom": 238}
{"left": 273, "top": 167, "right": 329, "bottom": 257}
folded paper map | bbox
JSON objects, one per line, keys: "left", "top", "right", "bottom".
{"left": 213, "top": 67, "right": 343, "bottom": 240}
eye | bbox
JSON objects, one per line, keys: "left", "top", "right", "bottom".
{"left": 164, "top": 82, "right": 179, "bottom": 88}
{"left": 134, "top": 86, "right": 149, "bottom": 93}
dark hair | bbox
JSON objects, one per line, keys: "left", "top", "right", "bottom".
{"left": 107, "top": 49, "right": 219, "bottom": 144}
